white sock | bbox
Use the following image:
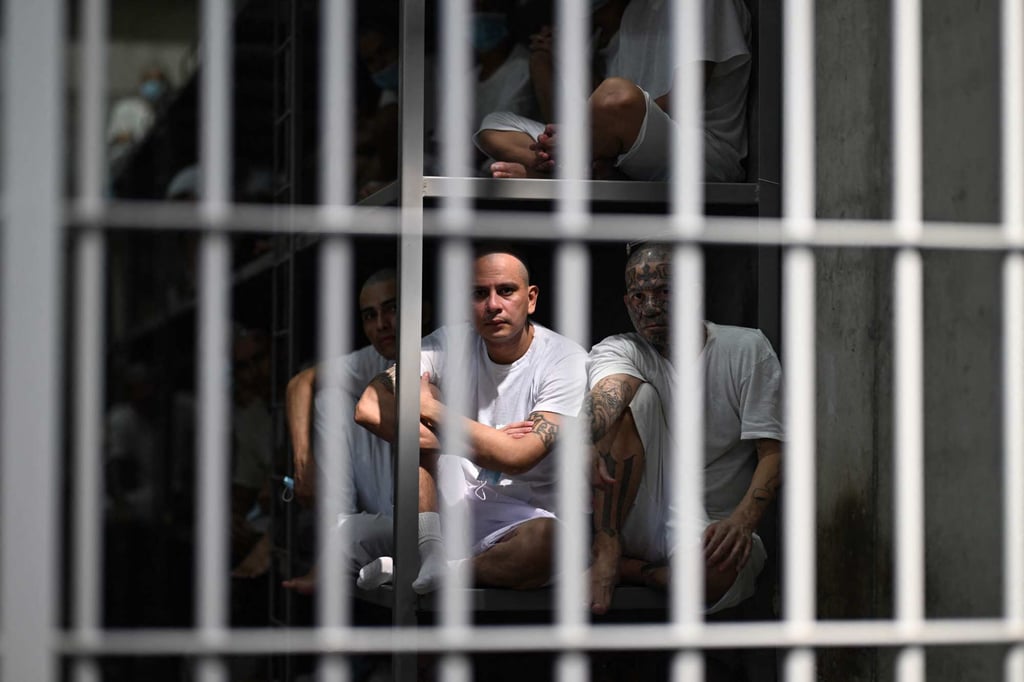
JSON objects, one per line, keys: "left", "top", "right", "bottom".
{"left": 412, "top": 512, "right": 446, "bottom": 595}
{"left": 356, "top": 556, "right": 394, "bottom": 590}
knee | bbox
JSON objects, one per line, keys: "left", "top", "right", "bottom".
{"left": 509, "top": 520, "right": 556, "bottom": 589}
{"left": 591, "top": 77, "right": 645, "bottom": 125}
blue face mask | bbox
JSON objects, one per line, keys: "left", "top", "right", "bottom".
{"left": 139, "top": 78, "right": 166, "bottom": 103}
{"left": 473, "top": 12, "right": 509, "bottom": 52}
{"left": 371, "top": 62, "right": 399, "bottom": 91}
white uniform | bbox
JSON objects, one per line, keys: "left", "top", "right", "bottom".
{"left": 314, "top": 345, "right": 395, "bottom": 569}
{"left": 587, "top": 322, "right": 784, "bottom": 612}
{"left": 475, "top": 0, "right": 751, "bottom": 181}
{"left": 420, "top": 323, "right": 588, "bottom": 554}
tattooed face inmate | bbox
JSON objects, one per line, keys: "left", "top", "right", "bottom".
{"left": 624, "top": 246, "right": 671, "bottom": 354}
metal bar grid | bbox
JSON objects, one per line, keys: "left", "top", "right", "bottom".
{"left": 8, "top": 0, "right": 1024, "bottom": 680}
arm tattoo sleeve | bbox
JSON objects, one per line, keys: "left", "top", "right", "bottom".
{"left": 528, "top": 411, "right": 560, "bottom": 450}
{"left": 583, "top": 377, "right": 633, "bottom": 444}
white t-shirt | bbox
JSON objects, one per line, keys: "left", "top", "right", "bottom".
{"left": 599, "top": 0, "right": 751, "bottom": 164}
{"left": 475, "top": 43, "right": 539, "bottom": 129}
{"left": 587, "top": 322, "right": 783, "bottom": 519}
{"left": 314, "top": 345, "right": 394, "bottom": 515}
{"left": 420, "top": 322, "right": 588, "bottom": 513}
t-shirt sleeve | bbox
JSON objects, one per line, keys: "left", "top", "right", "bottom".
{"left": 738, "top": 333, "right": 785, "bottom": 442}
{"left": 532, "top": 345, "right": 589, "bottom": 417}
{"left": 320, "top": 349, "right": 379, "bottom": 400}
{"left": 419, "top": 327, "right": 448, "bottom": 383}
{"left": 587, "top": 335, "right": 648, "bottom": 388}
{"left": 704, "top": 0, "right": 751, "bottom": 73}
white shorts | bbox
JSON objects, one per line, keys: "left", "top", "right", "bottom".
{"left": 436, "top": 454, "right": 556, "bottom": 557}
{"left": 624, "top": 383, "right": 765, "bottom": 614}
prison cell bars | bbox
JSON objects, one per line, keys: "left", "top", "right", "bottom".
{"left": 13, "top": 0, "right": 1024, "bottom": 679}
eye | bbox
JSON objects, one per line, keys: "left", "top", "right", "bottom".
{"left": 498, "top": 286, "right": 515, "bottom": 296}
{"left": 361, "top": 311, "right": 376, "bottom": 322}
{"left": 382, "top": 302, "right": 397, "bottom": 314}
{"left": 472, "top": 288, "right": 488, "bottom": 301}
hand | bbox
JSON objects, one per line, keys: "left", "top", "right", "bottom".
{"left": 528, "top": 25, "right": 554, "bottom": 54}
{"left": 529, "top": 123, "right": 559, "bottom": 163}
{"left": 418, "top": 372, "right": 442, "bottom": 423}
{"left": 419, "top": 422, "right": 441, "bottom": 450}
{"left": 499, "top": 420, "right": 534, "bottom": 439}
{"left": 702, "top": 515, "right": 754, "bottom": 573}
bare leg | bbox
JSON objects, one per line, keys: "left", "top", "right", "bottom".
{"left": 589, "top": 77, "right": 647, "bottom": 171}
{"left": 232, "top": 532, "right": 271, "bottom": 578}
{"left": 473, "top": 517, "right": 555, "bottom": 590}
{"left": 590, "top": 407, "right": 644, "bottom": 615}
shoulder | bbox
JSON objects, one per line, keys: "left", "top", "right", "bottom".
{"left": 530, "top": 324, "right": 588, "bottom": 374}
{"left": 706, "top": 323, "right": 778, "bottom": 364}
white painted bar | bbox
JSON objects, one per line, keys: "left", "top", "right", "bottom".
{"left": 440, "top": 0, "right": 473, "bottom": 227}
{"left": 894, "top": 249, "right": 925, "bottom": 634}
{"left": 782, "top": 247, "right": 816, "bottom": 630}
{"left": 317, "top": 238, "right": 354, "bottom": 632}
{"left": 73, "top": 231, "right": 105, "bottom": 638}
{"left": 556, "top": 0, "right": 589, "bottom": 227}
{"left": 673, "top": 650, "right": 704, "bottom": 682}
{"left": 201, "top": 0, "right": 232, "bottom": 212}
{"left": 1004, "top": 254, "right": 1024, "bottom": 628}
{"left": 669, "top": 0, "right": 703, "bottom": 222}
{"left": 439, "top": 241, "right": 473, "bottom": 631}
{"left": 196, "top": 233, "right": 232, "bottom": 635}
{"left": 669, "top": 244, "right": 705, "bottom": 628}
{"left": 893, "top": 0, "right": 922, "bottom": 235}
{"left": 785, "top": 647, "right": 816, "bottom": 682}
{"left": 555, "top": 243, "right": 590, "bottom": 630}
{"left": 1002, "top": 0, "right": 1024, "bottom": 234}
{"left": 75, "top": 0, "right": 108, "bottom": 214}
{"left": 1, "top": 1, "right": 64, "bottom": 681}
{"left": 321, "top": 0, "right": 355, "bottom": 207}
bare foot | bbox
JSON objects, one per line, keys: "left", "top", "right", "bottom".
{"left": 490, "top": 161, "right": 528, "bottom": 179}
{"left": 231, "top": 533, "right": 271, "bottom": 578}
{"left": 589, "top": 530, "right": 622, "bottom": 615}
{"left": 282, "top": 564, "right": 317, "bottom": 595}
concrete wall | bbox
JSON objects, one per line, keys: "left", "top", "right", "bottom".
{"left": 814, "top": 0, "right": 1006, "bottom": 680}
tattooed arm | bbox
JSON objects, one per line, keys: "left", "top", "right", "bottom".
{"left": 703, "top": 438, "right": 782, "bottom": 572}
{"left": 583, "top": 373, "right": 644, "bottom": 446}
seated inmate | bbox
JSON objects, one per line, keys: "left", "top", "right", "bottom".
{"left": 476, "top": 0, "right": 751, "bottom": 182}
{"left": 586, "top": 242, "right": 783, "bottom": 615}
{"left": 355, "top": 248, "right": 588, "bottom": 593}
{"left": 259, "top": 269, "right": 400, "bottom": 592}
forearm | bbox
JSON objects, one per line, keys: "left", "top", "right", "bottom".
{"left": 354, "top": 371, "right": 398, "bottom": 442}
{"left": 730, "top": 439, "right": 782, "bottom": 530}
{"left": 285, "top": 367, "right": 316, "bottom": 471}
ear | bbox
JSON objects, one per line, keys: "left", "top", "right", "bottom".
{"left": 527, "top": 284, "right": 539, "bottom": 315}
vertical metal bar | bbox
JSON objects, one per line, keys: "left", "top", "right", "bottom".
{"left": 669, "top": 0, "right": 703, "bottom": 219}
{"left": 782, "top": 0, "right": 817, "bottom": 679}
{"left": 73, "top": 231, "right": 105, "bottom": 682}
{"left": 439, "top": 241, "right": 472, "bottom": 630}
{"left": 672, "top": 650, "right": 704, "bottom": 682}
{"left": 669, "top": 244, "right": 705, "bottom": 631}
{"left": 76, "top": 0, "right": 107, "bottom": 214}
{"left": 195, "top": 233, "right": 231, "bottom": 682}
{"left": 396, "top": 0, "right": 427, "bottom": 642}
{"left": 893, "top": 0, "right": 924, "bottom": 678}
{"left": 555, "top": 0, "right": 589, "bottom": 224}
{"left": 321, "top": 0, "right": 354, "bottom": 207}
{"left": 1003, "top": 2, "right": 1024, "bottom": 678}
{"left": 1002, "top": 0, "right": 1024, "bottom": 624}
{"left": 196, "top": 2, "right": 232, "bottom": 680}
{"left": 557, "top": 651, "right": 589, "bottom": 682}
{"left": 317, "top": 3, "right": 356, "bottom": 660}
{"left": 668, "top": 0, "right": 706, "bottom": 651}
{"left": 73, "top": 0, "right": 108, "bottom": 680}
{"left": 201, "top": 0, "right": 233, "bottom": 212}
{"left": 437, "top": 0, "right": 473, "bottom": 644}
{"left": 1, "top": 1, "right": 64, "bottom": 682}
{"left": 555, "top": 244, "right": 590, "bottom": 631}
{"left": 317, "top": 239, "right": 353, "bottom": 682}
